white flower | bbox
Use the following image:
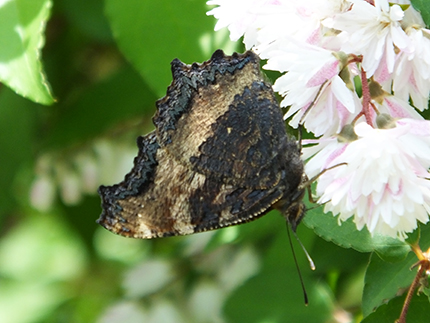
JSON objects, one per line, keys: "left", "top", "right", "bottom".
{"left": 305, "top": 119, "right": 430, "bottom": 239}
{"left": 207, "top": 0, "right": 349, "bottom": 49}
{"left": 30, "top": 155, "right": 56, "bottom": 212}
{"left": 255, "top": 0, "right": 348, "bottom": 49}
{"left": 29, "top": 139, "right": 137, "bottom": 210}
{"left": 332, "top": 0, "right": 410, "bottom": 77}
{"left": 57, "top": 164, "right": 83, "bottom": 205}
{"left": 75, "top": 152, "right": 99, "bottom": 194}
{"left": 206, "top": 0, "right": 271, "bottom": 47}
{"left": 260, "top": 41, "right": 358, "bottom": 135}
{"left": 30, "top": 175, "right": 56, "bottom": 212}
{"left": 392, "top": 27, "right": 430, "bottom": 111}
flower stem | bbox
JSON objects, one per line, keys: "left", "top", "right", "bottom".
{"left": 360, "top": 68, "right": 373, "bottom": 125}
{"left": 397, "top": 245, "right": 430, "bottom": 323}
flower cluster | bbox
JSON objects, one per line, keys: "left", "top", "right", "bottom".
{"left": 207, "top": 0, "right": 430, "bottom": 239}
{"left": 30, "top": 139, "right": 137, "bottom": 212}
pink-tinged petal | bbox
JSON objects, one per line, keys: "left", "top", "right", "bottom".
{"left": 383, "top": 96, "right": 421, "bottom": 119}
{"left": 331, "top": 76, "right": 356, "bottom": 113}
{"left": 397, "top": 119, "right": 430, "bottom": 136}
{"left": 324, "top": 144, "right": 348, "bottom": 168}
{"left": 374, "top": 54, "right": 391, "bottom": 83}
{"left": 307, "top": 60, "right": 339, "bottom": 87}
{"left": 306, "top": 28, "right": 322, "bottom": 46}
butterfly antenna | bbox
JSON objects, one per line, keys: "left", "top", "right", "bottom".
{"left": 292, "top": 230, "right": 316, "bottom": 271}
{"left": 299, "top": 81, "right": 328, "bottom": 126}
{"left": 286, "top": 223, "right": 310, "bottom": 305}
{"left": 296, "top": 82, "right": 329, "bottom": 153}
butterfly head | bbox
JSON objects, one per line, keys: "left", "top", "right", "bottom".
{"left": 284, "top": 199, "right": 306, "bottom": 232}
{"left": 273, "top": 171, "right": 308, "bottom": 232}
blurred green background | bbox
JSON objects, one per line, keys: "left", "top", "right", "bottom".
{"left": 1, "top": 0, "right": 428, "bottom": 322}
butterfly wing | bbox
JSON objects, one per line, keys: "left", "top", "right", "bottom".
{"left": 98, "top": 50, "right": 302, "bottom": 238}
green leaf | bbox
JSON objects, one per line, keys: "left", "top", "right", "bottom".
{"left": 310, "top": 236, "right": 370, "bottom": 273}
{"left": 410, "top": 0, "right": 430, "bottom": 27}
{"left": 0, "top": 87, "right": 37, "bottom": 216}
{"left": 373, "top": 235, "right": 410, "bottom": 263}
{"left": 104, "top": 0, "right": 238, "bottom": 97}
{"left": 0, "top": 0, "right": 54, "bottom": 105}
{"left": 304, "top": 208, "right": 410, "bottom": 261}
{"left": 42, "top": 65, "right": 157, "bottom": 149}
{"left": 362, "top": 252, "right": 416, "bottom": 317}
{"left": 224, "top": 233, "right": 333, "bottom": 323}
{"left": 362, "top": 293, "right": 429, "bottom": 323}
{"left": 304, "top": 208, "right": 374, "bottom": 252}
{"left": 406, "top": 226, "right": 420, "bottom": 246}
{"left": 57, "top": 0, "right": 112, "bottom": 42}
{"left": 423, "top": 281, "right": 430, "bottom": 301}
{"left": 418, "top": 221, "right": 430, "bottom": 249}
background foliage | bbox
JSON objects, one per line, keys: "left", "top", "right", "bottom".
{"left": 0, "top": 0, "right": 429, "bottom": 322}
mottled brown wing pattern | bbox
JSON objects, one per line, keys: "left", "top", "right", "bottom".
{"left": 154, "top": 50, "right": 286, "bottom": 188}
{"left": 97, "top": 50, "right": 305, "bottom": 238}
{"left": 98, "top": 136, "right": 284, "bottom": 238}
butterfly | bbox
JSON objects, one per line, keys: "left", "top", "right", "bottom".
{"left": 97, "top": 50, "right": 307, "bottom": 239}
